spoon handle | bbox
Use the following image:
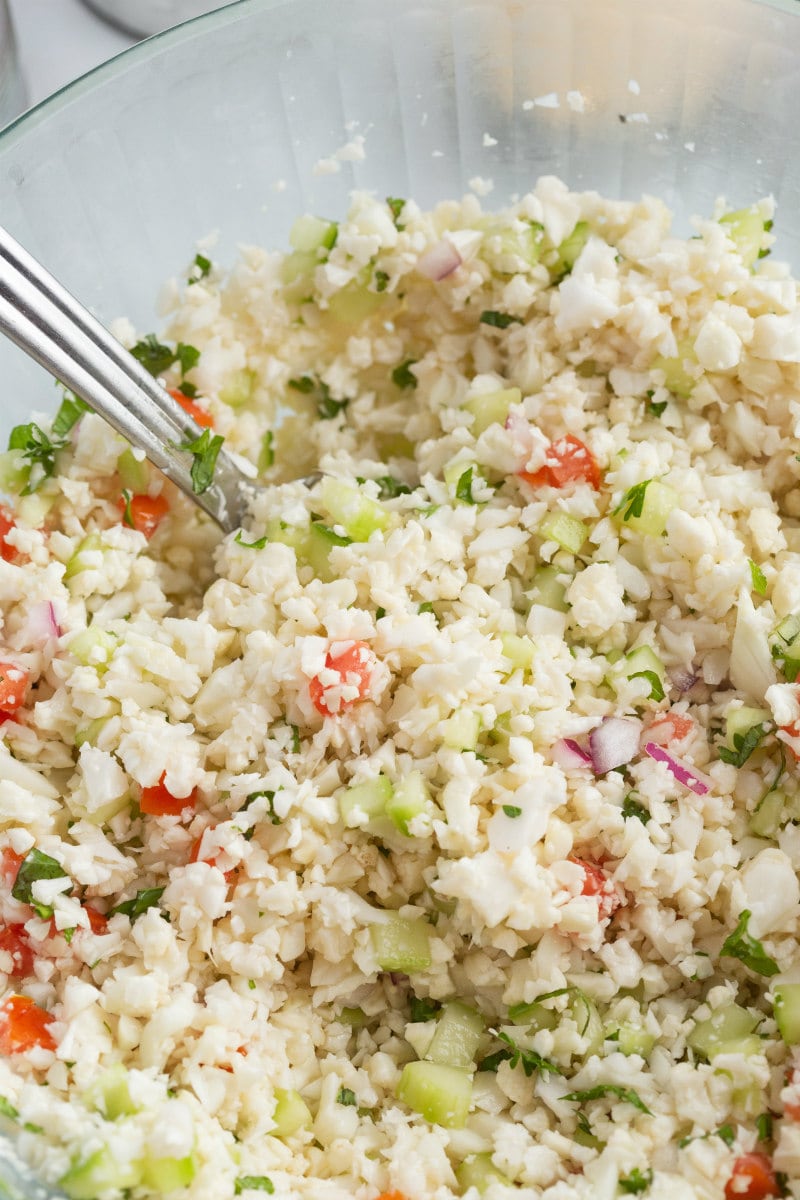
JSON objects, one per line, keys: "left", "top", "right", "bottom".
{"left": 0, "top": 224, "right": 250, "bottom": 532}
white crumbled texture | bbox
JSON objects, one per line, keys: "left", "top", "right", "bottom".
{"left": 1, "top": 181, "right": 799, "bottom": 1200}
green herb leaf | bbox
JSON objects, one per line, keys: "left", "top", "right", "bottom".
{"left": 561, "top": 1084, "right": 651, "bottom": 1114}
{"left": 392, "top": 360, "right": 418, "bottom": 390}
{"left": 336, "top": 1087, "right": 357, "bottom": 1107}
{"left": 678, "top": 1123, "right": 736, "bottom": 1149}
{"left": 130, "top": 335, "right": 178, "bottom": 377}
{"left": 375, "top": 270, "right": 390, "bottom": 293}
{"left": 180, "top": 427, "right": 225, "bottom": 495}
{"left": 502, "top": 805, "right": 522, "bottom": 818}
{"left": 111, "top": 887, "right": 166, "bottom": 921}
{"left": 176, "top": 343, "right": 201, "bottom": 375}
{"left": 646, "top": 398, "right": 668, "bottom": 418}
{"left": 120, "top": 489, "right": 135, "bottom": 529}
{"left": 246, "top": 790, "right": 282, "bottom": 826}
{"left": 409, "top": 996, "right": 441, "bottom": 1022}
{"left": 234, "top": 530, "right": 268, "bottom": 550}
{"left": 479, "top": 310, "right": 523, "bottom": 329}
{"left": 386, "top": 197, "right": 406, "bottom": 228}
{"left": 288, "top": 375, "right": 314, "bottom": 394}
{"left": 749, "top": 559, "right": 768, "bottom": 596}
{"left": 494, "top": 1031, "right": 563, "bottom": 1077}
{"left": 234, "top": 1178, "right": 274, "bottom": 1195}
{"left": 615, "top": 479, "right": 653, "bottom": 521}
{"left": 718, "top": 724, "right": 769, "bottom": 768}
{"left": 11, "top": 849, "right": 69, "bottom": 919}
{"left": 375, "top": 475, "right": 412, "bottom": 499}
{"left": 191, "top": 253, "right": 212, "bottom": 281}
{"left": 0, "top": 1096, "right": 19, "bottom": 1120}
{"left": 311, "top": 521, "right": 352, "bottom": 547}
{"left": 455, "top": 467, "right": 476, "bottom": 504}
{"left": 258, "top": 431, "right": 275, "bottom": 472}
{"left": 621, "top": 794, "right": 650, "bottom": 824}
{"left": 629, "top": 670, "right": 665, "bottom": 702}
{"left": 289, "top": 724, "right": 300, "bottom": 755}
{"left": 8, "top": 422, "right": 67, "bottom": 494}
{"left": 720, "top": 909, "right": 779, "bottom": 976}
{"left": 375, "top": 607, "right": 387, "bottom": 621}
{"left": 288, "top": 374, "right": 348, "bottom": 420}
{"left": 756, "top": 1112, "right": 773, "bottom": 1142}
{"left": 619, "top": 1168, "right": 653, "bottom": 1195}
{"left": 52, "top": 393, "right": 90, "bottom": 438}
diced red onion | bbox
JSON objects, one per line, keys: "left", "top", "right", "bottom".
{"left": 23, "top": 601, "right": 62, "bottom": 646}
{"left": 589, "top": 717, "right": 642, "bottom": 774}
{"left": 417, "top": 239, "right": 462, "bottom": 281}
{"left": 644, "top": 741, "right": 712, "bottom": 796}
{"left": 669, "top": 668, "right": 697, "bottom": 695}
{"left": 552, "top": 737, "right": 592, "bottom": 769}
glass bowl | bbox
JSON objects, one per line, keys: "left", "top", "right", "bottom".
{"left": 2, "top": 0, "right": 800, "bottom": 1192}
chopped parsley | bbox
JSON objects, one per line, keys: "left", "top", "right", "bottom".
{"left": 621, "top": 794, "right": 650, "bottom": 824}
{"left": 455, "top": 466, "right": 476, "bottom": 504}
{"left": 375, "top": 475, "right": 412, "bottom": 499}
{"left": 749, "top": 559, "right": 768, "bottom": 596}
{"left": 646, "top": 396, "right": 668, "bottom": 418}
{"left": 720, "top": 909, "right": 779, "bottom": 976}
{"left": 374, "top": 269, "right": 390, "bottom": 293}
{"left": 619, "top": 1168, "right": 653, "bottom": 1195}
{"left": 391, "top": 359, "right": 418, "bottom": 390}
{"left": 678, "top": 1123, "right": 735, "bottom": 1149}
{"left": 289, "top": 723, "right": 301, "bottom": 755}
{"left": 756, "top": 1112, "right": 773, "bottom": 1142}
{"left": 615, "top": 479, "right": 653, "bottom": 521}
{"left": 11, "top": 849, "right": 70, "bottom": 919}
{"left": 386, "top": 197, "right": 406, "bottom": 228}
{"left": 418, "top": 601, "right": 435, "bottom": 615}
{"left": 234, "top": 1178, "right": 274, "bottom": 1195}
{"left": 246, "top": 790, "right": 282, "bottom": 826}
{"left": 409, "top": 996, "right": 441, "bottom": 1022}
{"left": 561, "top": 1084, "right": 651, "bottom": 1114}
{"left": 479, "top": 310, "right": 523, "bottom": 329}
{"left": 180, "top": 427, "right": 225, "bottom": 495}
{"left": 120, "top": 489, "right": 135, "bottom": 529}
{"left": 52, "top": 392, "right": 90, "bottom": 438}
{"left": 190, "top": 253, "right": 212, "bottom": 282}
{"left": 130, "top": 334, "right": 200, "bottom": 379}
{"left": 718, "top": 723, "right": 770, "bottom": 768}
{"left": 111, "top": 887, "right": 166, "bottom": 921}
{"left": 375, "top": 607, "right": 387, "bottom": 621}
{"left": 502, "top": 805, "right": 522, "bottom": 818}
{"left": 629, "top": 670, "right": 665, "bottom": 702}
{"left": 0, "top": 1096, "right": 19, "bottom": 1120}
{"left": 336, "top": 1087, "right": 357, "bottom": 1106}
{"left": 288, "top": 374, "right": 348, "bottom": 420}
{"left": 481, "top": 1031, "right": 562, "bottom": 1077}
{"left": 234, "top": 530, "right": 268, "bottom": 550}
{"left": 8, "top": 422, "right": 67, "bottom": 494}
{"left": 258, "top": 431, "right": 275, "bottom": 472}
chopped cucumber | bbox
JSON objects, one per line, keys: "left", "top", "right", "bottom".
{"left": 84, "top": 1063, "right": 137, "bottom": 1119}
{"left": 539, "top": 512, "right": 587, "bottom": 554}
{"left": 338, "top": 1007, "right": 367, "bottom": 1029}
{"left": 64, "top": 533, "right": 105, "bottom": 581}
{"left": 455, "top": 1152, "right": 511, "bottom": 1194}
{"left": 552, "top": 221, "right": 590, "bottom": 277}
{"left": 338, "top": 776, "right": 393, "bottom": 829}
{"left": 611, "top": 645, "right": 666, "bottom": 697}
{"left": 386, "top": 771, "right": 435, "bottom": 835}
{"left": 507, "top": 1001, "right": 558, "bottom": 1032}
{"left": 463, "top": 387, "right": 521, "bottom": 436}
{"left": 117, "top": 448, "right": 149, "bottom": 493}
{"left": 750, "top": 789, "right": 785, "bottom": 839}
{"left": 719, "top": 207, "right": 772, "bottom": 268}
{"left": 60, "top": 1149, "right": 141, "bottom": 1199}
{"left": 774, "top": 984, "right": 800, "bottom": 1045}
{"left": 271, "top": 1087, "right": 312, "bottom": 1137}
{"left": 652, "top": 338, "right": 696, "bottom": 398}
{"left": 140, "top": 1153, "right": 197, "bottom": 1191}
{"left": 74, "top": 716, "right": 112, "bottom": 750}
{"left": 481, "top": 220, "right": 544, "bottom": 273}
{"left": 500, "top": 633, "right": 535, "bottom": 673}
{"left": 571, "top": 993, "right": 604, "bottom": 1057}
{"left": 529, "top": 566, "right": 568, "bottom": 612}
{"left": 726, "top": 705, "right": 770, "bottom": 747}
{"left": 424, "top": 1002, "right": 485, "bottom": 1069}
{"left": 371, "top": 915, "right": 432, "bottom": 973}
{"left": 617, "top": 480, "right": 678, "bottom": 537}
{"left": 328, "top": 274, "right": 384, "bottom": 324}
{"left": 68, "top": 627, "right": 117, "bottom": 672}
{"left": 219, "top": 368, "right": 256, "bottom": 409}
{"left": 396, "top": 1061, "right": 473, "bottom": 1128}
{"left": 687, "top": 1003, "right": 760, "bottom": 1061}
{"left": 320, "top": 478, "right": 390, "bottom": 542}
{"left": 441, "top": 709, "right": 481, "bottom": 752}
{"left": 0, "top": 449, "right": 29, "bottom": 494}
{"left": 289, "top": 214, "right": 337, "bottom": 253}
{"left": 280, "top": 249, "right": 318, "bottom": 296}
{"left": 616, "top": 1024, "right": 656, "bottom": 1058}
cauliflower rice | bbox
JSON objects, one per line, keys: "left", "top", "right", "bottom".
{"left": 2, "top": 178, "right": 800, "bottom": 1200}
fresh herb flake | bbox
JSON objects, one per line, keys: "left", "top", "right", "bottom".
{"left": 409, "top": 996, "right": 441, "bottom": 1022}
{"left": 621, "top": 794, "right": 650, "bottom": 825}
{"left": 615, "top": 479, "right": 653, "bottom": 521}
{"left": 455, "top": 466, "right": 476, "bottom": 504}
{"left": 718, "top": 723, "right": 769, "bottom": 768}
{"left": 386, "top": 197, "right": 406, "bottom": 228}
{"left": 619, "top": 1168, "right": 653, "bottom": 1195}
{"left": 234, "top": 530, "right": 268, "bottom": 550}
{"left": 720, "top": 909, "right": 779, "bottom": 976}
{"left": 502, "top": 805, "right": 522, "bottom": 818}
{"left": 8, "top": 422, "right": 67, "bottom": 494}
{"left": 479, "top": 310, "right": 522, "bottom": 329}
{"left": 111, "top": 887, "right": 166, "bottom": 921}
{"left": 336, "top": 1087, "right": 357, "bottom": 1107}
{"left": 289, "top": 724, "right": 300, "bottom": 755}
{"left": 120, "top": 489, "right": 135, "bottom": 529}
{"left": 234, "top": 1178, "right": 274, "bottom": 1195}
{"left": 374, "top": 270, "right": 390, "bottom": 293}
{"left": 176, "top": 343, "right": 200, "bottom": 376}
{"left": 0, "top": 1096, "right": 19, "bottom": 1120}
{"left": 246, "top": 790, "right": 282, "bottom": 826}
{"left": 130, "top": 335, "right": 178, "bottom": 377}
{"left": 493, "top": 1031, "right": 563, "bottom": 1077}
{"left": 391, "top": 360, "right": 418, "bottom": 390}
{"left": 629, "top": 670, "right": 665, "bottom": 702}
{"left": 52, "top": 393, "right": 90, "bottom": 438}
{"left": 258, "top": 431, "right": 274, "bottom": 472}
{"left": 11, "top": 849, "right": 69, "bottom": 919}
{"left": 756, "top": 1112, "right": 773, "bottom": 1142}
{"left": 375, "top": 607, "right": 386, "bottom": 621}
{"left": 375, "top": 475, "right": 412, "bottom": 499}
{"left": 646, "top": 398, "right": 668, "bottom": 418}
{"left": 180, "top": 427, "right": 225, "bottom": 495}
{"left": 288, "top": 375, "right": 315, "bottom": 394}
{"left": 749, "top": 559, "right": 768, "bottom": 596}
{"left": 561, "top": 1084, "right": 651, "bottom": 1114}
{"left": 191, "top": 253, "right": 212, "bottom": 281}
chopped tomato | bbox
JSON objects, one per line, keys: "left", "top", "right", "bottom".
{"left": 780, "top": 721, "right": 800, "bottom": 762}
{"left": 83, "top": 905, "right": 108, "bottom": 935}
{"left": 374, "top": 1194, "right": 409, "bottom": 1200}
{"left": 724, "top": 1152, "right": 779, "bottom": 1200}
{"left": 0, "top": 994, "right": 56, "bottom": 1054}
{"left": 118, "top": 493, "right": 170, "bottom": 540}
{"left": 168, "top": 388, "right": 214, "bottom": 429}
{"left": 1, "top": 848, "right": 22, "bottom": 889}
{"left": 570, "top": 857, "right": 623, "bottom": 920}
{"left": 0, "top": 661, "right": 29, "bottom": 716}
{"left": 0, "top": 926, "right": 34, "bottom": 978}
{"left": 646, "top": 712, "right": 694, "bottom": 746}
{"left": 310, "top": 641, "right": 377, "bottom": 716}
{"left": 519, "top": 435, "right": 601, "bottom": 490}
{"left": 0, "top": 505, "right": 18, "bottom": 563}
{"left": 140, "top": 773, "right": 198, "bottom": 817}
{"left": 188, "top": 830, "right": 235, "bottom": 881}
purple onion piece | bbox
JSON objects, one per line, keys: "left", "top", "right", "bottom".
{"left": 588, "top": 717, "right": 642, "bottom": 774}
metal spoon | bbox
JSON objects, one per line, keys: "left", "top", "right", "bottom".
{"left": 0, "top": 223, "right": 253, "bottom": 533}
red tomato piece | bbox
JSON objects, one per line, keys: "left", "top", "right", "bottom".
{"left": 0, "top": 661, "right": 29, "bottom": 716}
{"left": 519, "top": 435, "right": 602, "bottom": 490}
{"left": 1, "top": 848, "right": 23, "bottom": 889}
{"left": 646, "top": 712, "right": 694, "bottom": 746}
{"left": 724, "top": 1153, "right": 779, "bottom": 1200}
{"left": 83, "top": 906, "right": 108, "bottom": 935}
{"left": 188, "top": 830, "right": 235, "bottom": 880}
{"left": 168, "top": 388, "right": 214, "bottom": 429}
{"left": 310, "top": 641, "right": 377, "bottom": 716}
{"left": 140, "top": 773, "right": 198, "bottom": 817}
{"left": 0, "top": 505, "right": 18, "bottom": 563}
{"left": 571, "top": 857, "right": 623, "bottom": 920}
{"left": 780, "top": 721, "right": 800, "bottom": 762}
{"left": 118, "top": 493, "right": 170, "bottom": 540}
{"left": 0, "top": 994, "right": 56, "bottom": 1054}
{"left": 0, "top": 925, "right": 34, "bottom": 978}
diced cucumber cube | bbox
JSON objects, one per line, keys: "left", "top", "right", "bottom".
{"left": 481, "top": 220, "right": 544, "bottom": 273}
{"left": 529, "top": 566, "right": 568, "bottom": 612}
{"left": 280, "top": 249, "right": 318, "bottom": 288}
{"left": 652, "top": 339, "right": 696, "bottom": 398}
{"left": 507, "top": 1001, "right": 558, "bottom": 1032}
{"left": 60, "top": 1149, "right": 142, "bottom": 1199}
{"left": 140, "top": 1153, "right": 196, "bottom": 1191}
{"left": 571, "top": 993, "right": 604, "bottom": 1057}
{"left": 539, "top": 512, "right": 587, "bottom": 554}
{"left": 328, "top": 278, "right": 384, "bottom": 325}
{"left": 17, "top": 492, "right": 56, "bottom": 527}
{"left": 117, "top": 448, "right": 149, "bottom": 494}
{"left": 455, "top": 1152, "right": 511, "bottom": 1194}
{"left": 463, "top": 387, "right": 521, "bottom": 436}
{"left": 271, "top": 1087, "right": 312, "bottom": 1137}
{"left": 618, "top": 480, "right": 679, "bottom": 537}
{"left": 220, "top": 368, "right": 257, "bottom": 409}
{"left": 0, "top": 449, "right": 29, "bottom": 494}
{"left": 424, "top": 1001, "right": 485, "bottom": 1069}
{"left": 552, "top": 221, "right": 590, "bottom": 276}
{"left": 338, "top": 1007, "right": 367, "bottom": 1029}
{"left": 338, "top": 776, "right": 393, "bottom": 828}
{"left": 304, "top": 522, "right": 348, "bottom": 582}
{"left": 687, "top": 1003, "right": 759, "bottom": 1061}
{"left": 396, "top": 1061, "right": 473, "bottom": 1128}
{"left": 74, "top": 716, "right": 112, "bottom": 750}
{"left": 750, "top": 789, "right": 785, "bottom": 839}
{"left": 612, "top": 645, "right": 666, "bottom": 697}
{"left": 371, "top": 915, "right": 432, "bottom": 973}
{"left": 774, "top": 984, "right": 800, "bottom": 1045}
{"left": 386, "top": 771, "right": 434, "bottom": 835}
{"left": 441, "top": 709, "right": 481, "bottom": 751}
{"left": 773, "top": 613, "right": 800, "bottom": 652}
{"left": 726, "top": 705, "right": 771, "bottom": 747}
{"left": 719, "top": 207, "right": 772, "bottom": 268}
{"left": 320, "top": 478, "right": 390, "bottom": 542}
{"left": 289, "top": 215, "right": 337, "bottom": 253}
{"left": 500, "top": 633, "right": 535, "bottom": 673}
{"left": 64, "top": 533, "right": 105, "bottom": 580}
{"left": 84, "top": 1063, "right": 137, "bottom": 1119}
{"left": 68, "top": 627, "right": 117, "bottom": 672}
{"left": 616, "top": 1024, "right": 656, "bottom": 1058}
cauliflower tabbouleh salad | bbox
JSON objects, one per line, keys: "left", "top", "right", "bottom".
{"left": 4, "top": 176, "right": 800, "bottom": 1200}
